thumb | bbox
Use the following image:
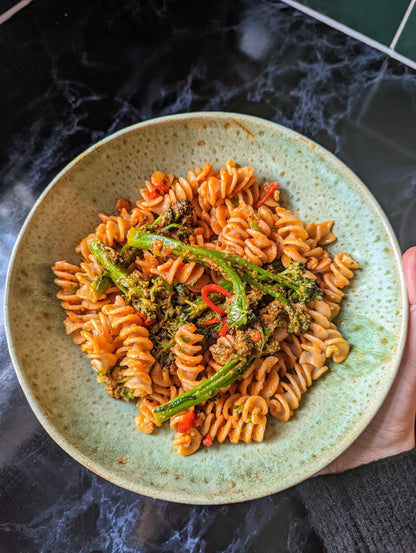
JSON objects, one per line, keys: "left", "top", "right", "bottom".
{"left": 403, "top": 247, "right": 416, "bottom": 306}
{"left": 400, "top": 247, "right": 416, "bottom": 414}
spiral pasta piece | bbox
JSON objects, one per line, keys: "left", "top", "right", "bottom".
{"left": 118, "top": 328, "right": 154, "bottom": 393}
{"left": 151, "top": 257, "right": 205, "bottom": 287}
{"left": 200, "top": 392, "right": 268, "bottom": 445}
{"left": 320, "top": 253, "right": 359, "bottom": 303}
{"left": 80, "top": 311, "right": 121, "bottom": 376}
{"left": 95, "top": 214, "right": 132, "bottom": 247}
{"left": 173, "top": 427, "right": 202, "bottom": 456}
{"left": 306, "top": 221, "right": 336, "bottom": 246}
{"left": 217, "top": 202, "right": 278, "bottom": 265}
{"left": 268, "top": 363, "right": 314, "bottom": 422}
{"left": 173, "top": 324, "right": 205, "bottom": 391}
{"left": 52, "top": 261, "right": 84, "bottom": 312}
{"left": 275, "top": 207, "right": 310, "bottom": 266}
{"left": 196, "top": 160, "right": 257, "bottom": 210}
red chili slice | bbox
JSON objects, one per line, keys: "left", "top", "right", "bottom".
{"left": 203, "top": 434, "right": 213, "bottom": 446}
{"left": 178, "top": 411, "right": 196, "bottom": 433}
{"left": 219, "top": 322, "right": 230, "bottom": 337}
{"left": 254, "top": 181, "right": 279, "bottom": 209}
{"left": 252, "top": 331, "right": 262, "bottom": 343}
{"left": 200, "top": 317, "right": 221, "bottom": 326}
{"left": 136, "top": 311, "right": 156, "bottom": 327}
{"left": 218, "top": 315, "right": 230, "bottom": 337}
{"left": 154, "top": 183, "right": 170, "bottom": 194}
{"left": 148, "top": 183, "right": 170, "bottom": 200}
{"left": 201, "top": 284, "right": 232, "bottom": 315}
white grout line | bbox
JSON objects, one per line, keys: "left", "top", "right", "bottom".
{"left": 0, "top": 0, "right": 32, "bottom": 25}
{"left": 356, "top": 58, "right": 389, "bottom": 123}
{"left": 280, "top": 0, "right": 416, "bottom": 71}
{"left": 389, "top": 0, "right": 416, "bottom": 49}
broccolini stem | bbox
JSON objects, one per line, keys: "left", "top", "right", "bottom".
{"left": 128, "top": 228, "right": 316, "bottom": 297}
{"left": 89, "top": 239, "right": 131, "bottom": 295}
{"left": 153, "top": 357, "right": 253, "bottom": 423}
{"left": 242, "top": 273, "right": 294, "bottom": 312}
{"left": 205, "top": 251, "right": 300, "bottom": 292}
{"left": 91, "top": 244, "right": 140, "bottom": 299}
{"left": 127, "top": 231, "right": 248, "bottom": 328}
{"left": 91, "top": 273, "right": 111, "bottom": 298}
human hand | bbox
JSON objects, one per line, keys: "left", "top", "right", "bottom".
{"left": 318, "top": 246, "right": 416, "bottom": 475}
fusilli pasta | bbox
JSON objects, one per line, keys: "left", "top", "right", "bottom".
{"left": 52, "top": 160, "right": 357, "bottom": 456}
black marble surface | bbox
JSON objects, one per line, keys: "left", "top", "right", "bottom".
{"left": 1, "top": 1, "right": 416, "bottom": 551}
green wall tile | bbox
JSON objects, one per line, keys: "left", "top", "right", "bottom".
{"left": 296, "top": 0, "right": 410, "bottom": 45}
{"left": 395, "top": 5, "right": 416, "bottom": 61}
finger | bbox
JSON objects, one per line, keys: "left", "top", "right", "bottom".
{"left": 399, "top": 247, "right": 416, "bottom": 412}
{"left": 403, "top": 246, "right": 416, "bottom": 306}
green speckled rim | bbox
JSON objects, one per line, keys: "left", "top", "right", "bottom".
{"left": 5, "top": 112, "right": 408, "bottom": 504}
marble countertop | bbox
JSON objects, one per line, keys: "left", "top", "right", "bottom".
{"left": 1, "top": 1, "right": 415, "bottom": 551}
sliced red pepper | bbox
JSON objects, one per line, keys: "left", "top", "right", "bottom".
{"left": 154, "top": 183, "right": 170, "bottom": 194}
{"left": 178, "top": 411, "right": 196, "bottom": 433}
{"left": 148, "top": 183, "right": 170, "bottom": 200}
{"left": 219, "top": 315, "right": 230, "bottom": 337}
{"left": 219, "top": 322, "right": 230, "bottom": 337}
{"left": 201, "top": 284, "right": 232, "bottom": 315}
{"left": 252, "top": 331, "right": 262, "bottom": 343}
{"left": 136, "top": 311, "right": 156, "bottom": 327}
{"left": 200, "top": 317, "right": 221, "bottom": 326}
{"left": 203, "top": 434, "right": 213, "bottom": 447}
{"left": 254, "top": 181, "right": 279, "bottom": 209}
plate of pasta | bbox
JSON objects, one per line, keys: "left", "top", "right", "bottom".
{"left": 5, "top": 112, "right": 407, "bottom": 503}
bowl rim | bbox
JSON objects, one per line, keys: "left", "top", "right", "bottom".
{"left": 4, "top": 111, "right": 409, "bottom": 503}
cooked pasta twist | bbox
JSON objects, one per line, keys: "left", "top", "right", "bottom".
{"left": 151, "top": 257, "right": 205, "bottom": 287}
{"left": 115, "top": 323, "right": 155, "bottom": 397}
{"left": 173, "top": 427, "right": 202, "bottom": 456}
{"left": 95, "top": 214, "right": 132, "bottom": 247}
{"left": 268, "top": 362, "right": 316, "bottom": 422}
{"left": 196, "top": 159, "right": 257, "bottom": 210}
{"left": 217, "top": 202, "right": 278, "bottom": 265}
{"left": 320, "top": 253, "right": 359, "bottom": 303}
{"left": 275, "top": 207, "right": 310, "bottom": 266}
{"left": 80, "top": 312, "right": 120, "bottom": 376}
{"left": 173, "top": 324, "right": 205, "bottom": 391}
{"left": 199, "top": 391, "right": 268, "bottom": 445}
{"left": 306, "top": 221, "right": 336, "bottom": 246}
{"left": 52, "top": 261, "right": 84, "bottom": 313}
{"left": 238, "top": 356, "right": 280, "bottom": 399}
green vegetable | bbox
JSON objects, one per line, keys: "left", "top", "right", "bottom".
{"left": 140, "top": 199, "right": 193, "bottom": 234}
{"left": 243, "top": 273, "right": 310, "bottom": 335}
{"left": 153, "top": 356, "right": 253, "bottom": 423}
{"left": 91, "top": 274, "right": 111, "bottom": 298}
{"left": 127, "top": 232, "right": 249, "bottom": 329}
{"left": 276, "top": 261, "right": 323, "bottom": 303}
{"left": 121, "top": 388, "right": 135, "bottom": 400}
{"left": 89, "top": 240, "right": 130, "bottom": 295}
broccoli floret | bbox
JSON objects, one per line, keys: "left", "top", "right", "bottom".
{"left": 153, "top": 199, "right": 193, "bottom": 229}
{"left": 277, "top": 262, "right": 323, "bottom": 304}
